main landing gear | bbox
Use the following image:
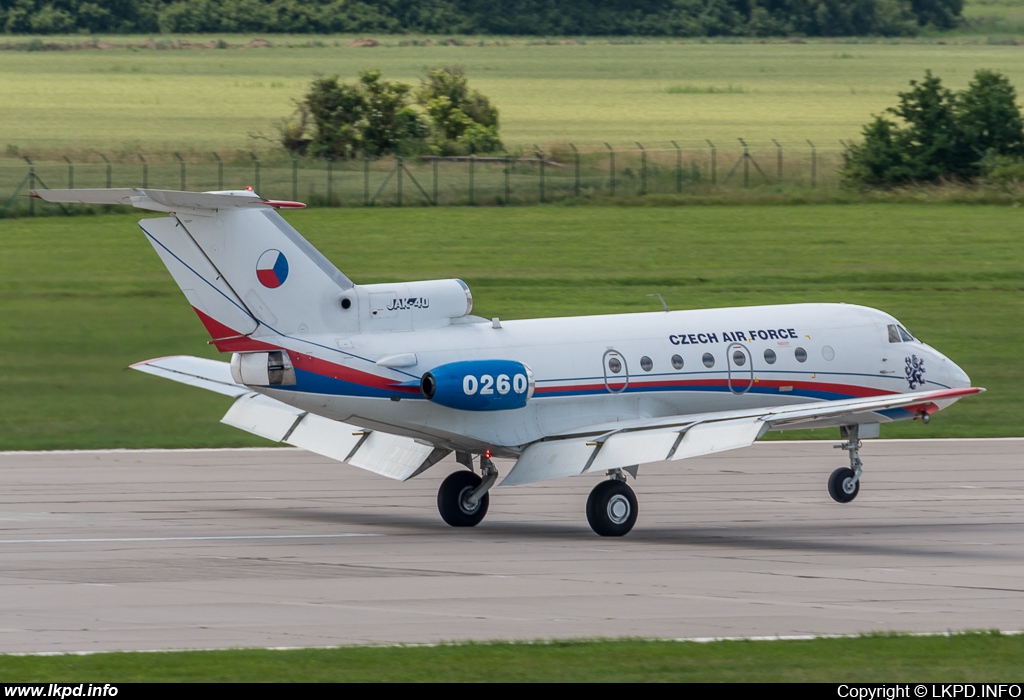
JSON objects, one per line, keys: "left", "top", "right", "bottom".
{"left": 828, "top": 425, "right": 864, "bottom": 504}
{"left": 437, "top": 452, "right": 498, "bottom": 527}
{"left": 586, "top": 469, "right": 638, "bottom": 537}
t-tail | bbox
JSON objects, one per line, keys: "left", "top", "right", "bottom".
{"left": 31, "top": 188, "right": 475, "bottom": 350}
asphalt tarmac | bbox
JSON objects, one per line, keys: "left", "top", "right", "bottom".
{"left": 0, "top": 439, "right": 1021, "bottom": 653}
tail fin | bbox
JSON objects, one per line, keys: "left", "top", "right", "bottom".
{"left": 34, "top": 188, "right": 357, "bottom": 347}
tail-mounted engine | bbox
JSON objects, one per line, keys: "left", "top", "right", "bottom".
{"left": 230, "top": 350, "right": 296, "bottom": 387}
{"left": 421, "top": 360, "right": 534, "bottom": 411}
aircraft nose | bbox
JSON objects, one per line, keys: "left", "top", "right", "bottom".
{"left": 942, "top": 356, "right": 972, "bottom": 388}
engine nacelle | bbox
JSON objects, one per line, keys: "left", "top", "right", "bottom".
{"left": 230, "top": 350, "right": 296, "bottom": 387}
{"left": 421, "top": 360, "right": 535, "bottom": 411}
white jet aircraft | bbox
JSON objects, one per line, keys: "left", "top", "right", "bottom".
{"left": 34, "top": 187, "right": 983, "bottom": 536}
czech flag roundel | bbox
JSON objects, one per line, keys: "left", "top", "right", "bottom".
{"left": 256, "top": 250, "right": 289, "bottom": 289}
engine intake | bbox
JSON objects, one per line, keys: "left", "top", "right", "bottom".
{"left": 421, "top": 360, "right": 534, "bottom": 411}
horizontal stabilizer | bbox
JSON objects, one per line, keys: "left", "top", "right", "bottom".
{"left": 130, "top": 355, "right": 248, "bottom": 397}
{"left": 31, "top": 188, "right": 304, "bottom": 217}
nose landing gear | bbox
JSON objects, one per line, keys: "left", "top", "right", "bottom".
{"left": 829, "top": 425, "right": 864, "bottom": 504}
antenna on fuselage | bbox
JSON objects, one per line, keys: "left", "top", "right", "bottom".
{"left": 647, "top": 293, "right": 670, "bottom": 312}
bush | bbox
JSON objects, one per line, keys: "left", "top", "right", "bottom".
{"left": 284, "top": 66, "right": 501, "bottom": 159}
{"left": 842, "top": 70, "right": 1024, "bottom": 187}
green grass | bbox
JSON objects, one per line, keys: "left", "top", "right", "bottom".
{"left": 1, "top": 632, "right": 1022, "bottom": 681}
{"left": 0, "top": 203, "right": 1020, "bottom": 450}
{"left": 3, "top": 41, "right": 1024, "bottom": 155}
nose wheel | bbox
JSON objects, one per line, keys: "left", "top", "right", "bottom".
{"left": 828, "top": 425, "right": 864, "bottom": 504}
{"left": 586, "top": 478, "right": 638, "bottom": 537}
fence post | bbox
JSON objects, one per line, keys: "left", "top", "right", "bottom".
{"left": 772, "top": 139, "right": 783, "bottom": 181}
{"left": 569, "top": 143, "right": 580, "bottom": 197}
{"left": 23, "top": 156, "right": 35, "bottom": 215}
{"left": 806, "top": 140, "right": 816, "bottom": 188}
{"left": 705, "top": 140, "right": 716, "bottom": 185}
{"left": 396, "top": 155, "right": 403, "bottom": 207}
{"left": 504, "top": 154, "right": 511, "bottom": 205}
{"left": 364, "top": 152, "right": 370, "bottom": 206}
{"left": 100, "top": 154, "right": 112, "bottom": 189}
{"left": 327, "top": 155, "right": 333, "bottom": 206}
{"left": 604, "top": 142, "right": 615, "bottom": 196}
{"left": 635, "top": 142, "right": 647, "bottom": 195}
{"left": 469, "top": 154, "right": 475, "bottom": 206}
{"left": 290, "top": 153, "right": 298, "bottom": 201}
{"left": 738, "top": 138, "right": 750, "bottom": 187}
{"left": 534, "top": 145, "right": 545, "bottom": 204}
{"left": 432, "top": 157, "right": 439, "bottom": 205}
{"left": 62, "top": 156, "right": 73, "bottom": 189}
{"left": 671, "top": 140, "right": 682, "bottom": 193}
{"left": 248, "top": 151, "right": 260, "bottom": 193}
{"left": 209, "top": 152, "right": 221, "bottom": 190}
{"left": 173, "top": 152, "right": 185, "bottom": 190}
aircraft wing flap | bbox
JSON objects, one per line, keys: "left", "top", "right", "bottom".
{"left": 500, "top": 439, "right": 599, "bottom": 486}
{"left": 670, "top": 418, "right": 766, "bottom": 460}
{"left": 586, "top": 428, "right": 687, "bottom": 473}
{"left": 221, "top": 393, "right": 305, "bottom": 442}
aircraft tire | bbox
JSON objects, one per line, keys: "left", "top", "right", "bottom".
{"left": 828, "top": 467, "right": 860, "bottom": 503}
{"left": 437, "top": 470, "right": 489, "bottom": 527}
{"left": 586, "top": 480, "right": 638, "bottom": 537}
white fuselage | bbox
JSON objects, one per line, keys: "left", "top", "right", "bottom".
{"left": 254, "top": 302, "right": 971, "bottom": 454}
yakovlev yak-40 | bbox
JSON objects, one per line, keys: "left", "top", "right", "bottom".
{"left": 34, "top": 188, "right": 983, "bottom": 536}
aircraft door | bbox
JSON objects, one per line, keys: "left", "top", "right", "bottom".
{"left": 602, "top": 349, "right": 629, "bottom": 394}
{"left": 727, "top": 343, "right": 754, "bottom": 394}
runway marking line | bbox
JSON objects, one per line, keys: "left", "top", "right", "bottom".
{"left": 0, "top": 533, "right": 381, "bottom": 544}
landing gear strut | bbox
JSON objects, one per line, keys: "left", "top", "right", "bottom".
{"left": 437, "top": 453, "right": 498, "bottom": 527}
{"left": 586, "top": 469, "right": 638, "bottom": 537}
{"left": 828, "top": 425, "right": 864, "bottom": 504}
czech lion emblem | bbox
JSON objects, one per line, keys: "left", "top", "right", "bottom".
{"left": 905, "top": 354, "right": 925, "bottom": 390}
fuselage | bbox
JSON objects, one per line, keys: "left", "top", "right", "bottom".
{"left": 253, "top": 302, "right": 971, "bottom": 453}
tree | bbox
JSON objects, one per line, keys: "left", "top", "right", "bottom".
{"left": 284, "top": 66, "right": 501, "bottom": 158}
{"left": 416, "top": 66, "right": 502, "bottom": 154}
{"left": 296, "top": 70, "right": 428, "bottom": 159}
{"left": 841, "top": 70, "right": 1024, "bottom": 186}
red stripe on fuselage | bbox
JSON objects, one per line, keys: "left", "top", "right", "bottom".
{"left": 534, "top": 376, "right": 894, "bottom": 398}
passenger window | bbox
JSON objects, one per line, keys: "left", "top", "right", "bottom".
{"left": 702, "top": 353, "right": 715, "bottom": 368}
{"left": 608, "top": 357, "right": 622, "bottom": 374}
{"left": 764, "top": 349, "right": 777, "bottom": 364}
{"left": 888, "top": 324, "right": 901, "bottom": 343}
{"left": 795, "top": 347, "right": 807, "bottom": 362}
{"left": 732, "top": 350, "right": 746, "bottom": 367}
{"left": 671, "top": 354, "right": 684, "bottom": 370}
{"left": 640, "top": 356, "right": 653, "bottom": 372}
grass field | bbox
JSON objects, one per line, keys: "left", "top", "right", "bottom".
{"left": 2, "top": 40, "right": 1024, "bottom": 157}
{"left": 0, "top": 204, "right": 1019, "bottom": 451}
{"left": 1, "top": 632, "right": 1022, "bottom": 681}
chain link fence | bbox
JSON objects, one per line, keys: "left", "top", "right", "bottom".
{"left": 1, "top": 140, "right": 845, "bottom": 216}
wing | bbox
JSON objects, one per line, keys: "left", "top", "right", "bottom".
{"left": 131, "top": 356, "right": 449, "bottom": 481}
{"left": 501, "top": 386, "right": 983, "bottom": 486}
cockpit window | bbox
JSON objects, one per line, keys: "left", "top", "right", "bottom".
{"left": 888, "top": 324, "right": 901, "bottom": 343}
{"left": 898, "top": 326, "right": 915, "bottom": 342}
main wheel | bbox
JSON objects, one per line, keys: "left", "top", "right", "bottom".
{"left": 828, "top": 467, "right": 860, "bottom": 503}
{"left": 437, "top": 471, "right": 489, "bottom": 527}
{"left": 586, "top": 480, "right": 638, "bottom": 537}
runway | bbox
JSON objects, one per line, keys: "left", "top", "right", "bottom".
{"left": 0, "top": 439, "right": 1022, "bottom": 654}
